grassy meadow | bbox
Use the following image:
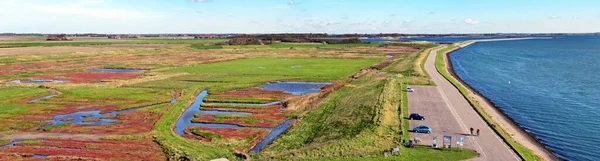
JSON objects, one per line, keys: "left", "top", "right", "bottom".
{"left": 167, "top": 58, "right": 381, "bottom": 81}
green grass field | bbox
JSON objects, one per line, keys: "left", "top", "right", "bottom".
{"left": 0, "top": 139, "right": 10, "bottom": 145}
{"left": 167, "top": 58, "right": 381, "bottom": 81}
{"left": 0, "top": 87, "right": 54, "bottom": 131}
{"left": 47, "top": 87, "right": 172, "bottom": 110}
{"left": 189, "top": 45, "right": 224, "bottom": 50}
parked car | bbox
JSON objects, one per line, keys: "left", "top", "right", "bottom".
{"left": 409, "top": 113, "right": 425, "bottom": 120}
{"left": 413, "top": 125, "right": 431, "bottom": 133}
{"left": 406, "top": 87, "right": 414, "bottom": 92}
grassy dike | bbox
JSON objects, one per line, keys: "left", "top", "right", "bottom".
{"left": 435, "top": 45, "right": 542, "bottom": 161}
{"left": 255, "top": 47, "right": 477, "bottom": 160}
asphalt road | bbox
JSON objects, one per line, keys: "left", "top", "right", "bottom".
{"left": 408, "top": 86, "right": 471, "bottom": 148}
{"left": 406, "top": 46, "right": 521, "bottom": 161}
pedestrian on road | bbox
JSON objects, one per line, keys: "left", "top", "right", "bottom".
{"left": 477, "top": 129, "right": 480, "bottom": 136}
{"left": 470, "top": 127, "right": 474, "bottom": 136}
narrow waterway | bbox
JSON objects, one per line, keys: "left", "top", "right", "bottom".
{"left": 175, "top": 82, "right": 332, "bottom": 152}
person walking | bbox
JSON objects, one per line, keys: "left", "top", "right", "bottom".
{"left": 470, "top": 127, "right": 474, "bottom": 136}
{"left": 477, "top": 129, "right": 480, "bottom": 136}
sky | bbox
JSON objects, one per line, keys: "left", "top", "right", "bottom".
{"left": 1, "top": 0, "right": 599, "bottom": 34}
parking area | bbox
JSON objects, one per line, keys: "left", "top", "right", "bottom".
{"left": 407, "top": 86, "right": 474, "bottom": 148}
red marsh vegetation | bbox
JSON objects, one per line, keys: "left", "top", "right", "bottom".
{"left": 0, "top": 139, "right": 165, "bottom": 160}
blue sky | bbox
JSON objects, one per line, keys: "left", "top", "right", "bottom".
{"left": 1, "top": 0, "right": 599, "bottom": 34}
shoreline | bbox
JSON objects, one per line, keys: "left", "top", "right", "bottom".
{"left": 444, "top": 39, "right": 560, "bottom": 160}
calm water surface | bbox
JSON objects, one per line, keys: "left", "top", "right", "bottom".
{"left": 450, "top": 36, "right": 600, "bottom": 160}
{"left": 402, "top": 36, "right": 509, "bottom": 43}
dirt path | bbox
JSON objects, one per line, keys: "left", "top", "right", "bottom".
{"left": 0, "top": 132, "right": 108, "bottom": 140}
{"left": 424, "top": 46, "right": 520, "bottom": 161}
{"left": 47, "top": 88, "right": 63, "bottom": 95}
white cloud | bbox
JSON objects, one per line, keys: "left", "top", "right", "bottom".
{"left": 80, "top": 0, "right": 108, "bottom": 4}
{"left": 548, "top": 15, "right": 558, "bottom": 19}
{"left": 271, "top": 1, "right": 297, "bottom": 9}
{"left": 0, "top": 0, "right": 18, "bottom": 5}
{"left": 404, "top": 20, "right": 413, "bottom": 23}
{"left": 191, "top": 0, "right": 212, "bottom": 2}
{"left": 270, "top": 4, "right": 291, "bottom": 9}
{"left": 26, "top": 3, "right": 159, "bottom": 19}
{"left": 464, "top": 18, "right": 479, "bottom": 25}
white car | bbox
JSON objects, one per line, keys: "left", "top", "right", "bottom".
{"left": 406, "top": 87, "right": 414, "bottom": 92}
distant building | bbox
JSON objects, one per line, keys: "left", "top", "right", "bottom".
{"left": 46, "top": 34, "right": 71, "bottom": 41}
{"left": 108, "top": 35, "right": 139, "bottom": 39}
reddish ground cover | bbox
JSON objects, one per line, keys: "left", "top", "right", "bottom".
{"left": 0, "top": 62, "right": 60, "bottom": 70}
{"left": 34, "top": 72, "right": 141, "bottom": 83}
{"left": 0, "top": 62, "right": 80, "bottom": 74}
{"left": 0, "top": 139, "right": 165, "bottom": 160}
{"left": 200, "top": 105, "right": 281, "bottom": 113}
{"left": 196, "top": 83, "right": 339, "bottom": 127}
{"left": 0, "top": 64, "right": 22, "bottom": 70}
{"left": 206, "top": 88, "right": 290, "bottom": 103}
{"left": 15, "top": 101, "right": 164, "bottom": 134}
{"left": 192, "top": 113, "right": 288, "bottom": 128}
{"left": 0, "top": 71, "right": 18, "bottom": 77}
{"left": 17, "top": 105, "right": 118, "bottom": 124}
{"left": 37, "top": 111, "right": 160, "bottom": 134}
{"left": 184, "top": 127, "right": 270, "bottom": 151}
{"left": 320, "top": 83, "right": 344, "bottom": 93}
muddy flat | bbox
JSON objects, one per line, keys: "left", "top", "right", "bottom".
{"left": 0, "top": 44, "right": 179, "bottom": 56}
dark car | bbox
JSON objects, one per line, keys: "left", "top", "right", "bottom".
{"left": 409, "top": 113, "right": 425, "bottom": 120}
{"left": 412, "top": 125, "right": 431, "bottom": 133}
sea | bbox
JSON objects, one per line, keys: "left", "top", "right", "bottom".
{"left": 362, "top": 36, "right": 508, "bottom": 43}
{"left": 401, "top": 36, "right": 509, "bottom": 43}
{"left": 449, "top": 36, "right": 600, "bottom": 160}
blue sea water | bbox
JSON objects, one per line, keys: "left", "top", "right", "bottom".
{"left": 449, "top": 36, "right": 600, "bottom": 161}
{"left": 403, "top": 36, "right": 509, "bottom": 43}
